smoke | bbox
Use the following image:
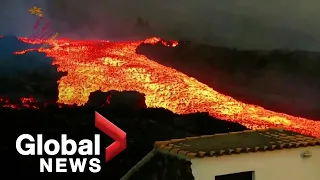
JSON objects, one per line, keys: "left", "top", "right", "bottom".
{"left": 2, "top": 0, "right": 320, "bottom": 50}
{"left": 0, "top": 0, "right": 46, "bottom": 37}
{"left": 43, "top": 0, "right": 320, "bottom": 50}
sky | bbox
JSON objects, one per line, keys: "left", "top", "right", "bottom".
{"left": 1, "top": 0, "right": 320, "bottom": 50}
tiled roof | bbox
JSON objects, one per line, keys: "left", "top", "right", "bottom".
{"left": 154, "top": 128, "right": 320, "bottom": 158}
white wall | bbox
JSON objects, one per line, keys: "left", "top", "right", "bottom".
{"left": 191, "top": 146, "right": 320, "bottom": 180}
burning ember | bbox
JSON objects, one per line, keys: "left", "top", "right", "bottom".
{"left": 11, "top": 37, "right": 320, "bottom": 137}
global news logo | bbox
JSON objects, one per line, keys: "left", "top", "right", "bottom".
{"left": 16, "top": 134, "right": 101, "bottom": 173}
{"left": 15, "top": 112, "right": 126, "bottom": 173}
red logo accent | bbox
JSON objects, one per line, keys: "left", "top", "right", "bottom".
{"left": 95, "top": 112, "right": 126, "bottom": 162}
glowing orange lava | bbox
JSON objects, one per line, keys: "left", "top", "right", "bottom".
{"left": 14, "top": 37, "right": 320, "bottom": 137}
{"left": 0, "top": 96, "right": 39, "bottom": 109}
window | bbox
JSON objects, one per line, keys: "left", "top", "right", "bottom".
{"left": 215, "top": 171, "right": 254, "bottom": 180}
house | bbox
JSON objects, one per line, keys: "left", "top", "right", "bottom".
{"left": 121, "top": 128, "right": 320, "bottom": 180}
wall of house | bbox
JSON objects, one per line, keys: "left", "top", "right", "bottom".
{"left": 191, "top": 146, "right": 320, "bottom": 180}
{"left": 125, "top": 151, "right": 195, "bottom": 180}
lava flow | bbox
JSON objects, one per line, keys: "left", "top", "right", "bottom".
{"left": 14, "top": 37, "right": 320, "bottom": 137}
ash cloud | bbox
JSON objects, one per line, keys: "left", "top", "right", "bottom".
{"left": 2, "top": 0, "right": 320, "bottom": 50}
{"left": 44, "top": 0, "right": 320, "bottom": 50}
{"left": 0, "top": 0, "right": 46, "bottom": 37}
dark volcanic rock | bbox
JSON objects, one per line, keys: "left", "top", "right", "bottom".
{"left": 0, "top": 69, "right": 63, "bottom": 103}
{"left": 109, "top": 90, "right": 147, "bottom": 109}
{"left": 0, "top": 36, "right": 34, "bottom": 55}
{"left": 86, "top": 90, "right": 147, "bottom": 109}
{"left": 86, "top": 90, "right": 112, "bottom": 107}
{"left": 174, "top": 112, "right": 246, "bottom": 135}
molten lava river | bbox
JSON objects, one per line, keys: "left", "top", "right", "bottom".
{"left": 14, "top": 37, "right": 320, "bottom": 137}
